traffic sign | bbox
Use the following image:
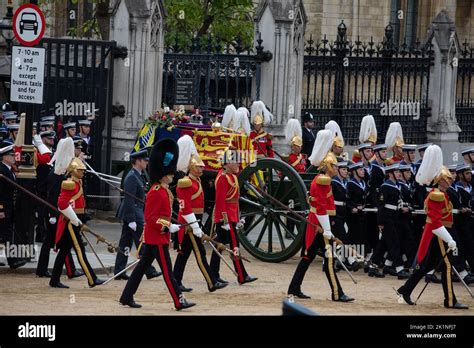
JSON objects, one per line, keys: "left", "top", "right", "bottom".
{"left": 10, "top": 46, "right": 45, "bottom": 104}
{"left": 12, "top": 4, "right": 45, "bottom": 47}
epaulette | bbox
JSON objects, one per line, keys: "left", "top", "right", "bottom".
{"left": 61, "top": 179, "right": 75, "bottom": 190}
{"left": 429, "top": 190, "right": 445, "bottom": 202}
{"left": 316, "top": 174, "right": 331, "bottom": 185}
{"left": 178, "top": 176, "right": 192, "bottom": 188}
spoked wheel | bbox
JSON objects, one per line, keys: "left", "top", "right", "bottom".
{"left": 237, "top": 158, "right": 309, "bottom": 262}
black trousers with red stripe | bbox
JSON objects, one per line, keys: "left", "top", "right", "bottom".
{"left": 36, "top": 219, "right": 77, "bottom": 277}
{"left": 120, "top": 243, "right": 184, "bottom": 309}
{"left": 210, "top": 222, "right": 248, "bottom": 284}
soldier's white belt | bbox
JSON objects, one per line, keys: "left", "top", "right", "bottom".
{"left": 334, "top": 201, "right": 346, "bottom": 206}
{"left": 384, "top": 204, "right": 398, "bottom": 211}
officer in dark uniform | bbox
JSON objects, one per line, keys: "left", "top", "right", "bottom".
{"left": 0, "top": 143, "right": 27, "bottom": 269}
{"left": 400, "top": 144, "right": 417, "bottom": 183}
{"left": 114, "top": 149, "right": 161, "bottom": 280}
{"left": 346, "top": 161, "right": 367, "bottom": 272}
{"left": 301, "top": 112, "right": 316, "bottom": 158}
{"left": 398, "top": 164, "right": 416, "bottom": 268}
{"left": 442, "top": 164, "right": 474, "bottom": 285}
{"left": 371, "top": 163, "right": 410, "bottom": 279}
{"left": 454, "top": 164, "right": 474, "bottom": 284}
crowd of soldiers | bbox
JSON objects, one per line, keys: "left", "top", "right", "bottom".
{"left": 283, "top": 112, "right": 473, "bottom": 309}
{"left": 1, "top": 98, "right": 472, "bottom": 311}
{"left": 0, "top": 101, "right": 95, "bottom": 273}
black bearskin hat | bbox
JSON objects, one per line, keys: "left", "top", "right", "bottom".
{"left": 149, "top": 138, "right": 179, "bottom": 183}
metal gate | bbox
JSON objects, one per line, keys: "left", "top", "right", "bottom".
{"left": 162, "top": 35, "right": 266, "bottom": 118}
{"left": 302, "top": 22, "right": 434, "bottom": 145}
{"left": 39, "top": 37, "right": 116, "bottom": 201}
{"left": 457, "top": 40, "right": 474, "bottom": 143}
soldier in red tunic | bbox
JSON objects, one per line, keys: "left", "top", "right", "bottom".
{"left": 119, "top": 138, "right": 195, "bottom": 310}
{"left": 397, "top": 145, "right": 468, "bottom": 309}
{"left": 49, "top": 155, "right": 104, "bottom": 289}
{"left": 288, "top": 129, "right": 354, "bottom": 302}
{"left": 352, "top": 115, "right": 377, "bottom": 163}
{"left": 249, "top": 100, "right": 274, "bottom": 158}
{"left": 385, "top": 122, "right": 404, "bottom": 163}
{"left": 284, "top": 118, "right": 306, "bottom": 173}
{"left": 210, "top": 147, "right": 258, "bottom": 285}
{"left": 173, "top": 135, "right": 228, "bottom": 292}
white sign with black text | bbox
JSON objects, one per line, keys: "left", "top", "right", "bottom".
{"left": 10, "top": 46, "right": 45, "bottom": 104}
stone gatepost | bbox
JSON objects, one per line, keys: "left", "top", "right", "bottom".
{"left": 425, "top": 10, "right": 461, "bottom": 164}
{"left": 108, "top": 0, "right": 166, "bottom": 164}
{"left": 254, "top": 0, "right": 307, "bottom": 153}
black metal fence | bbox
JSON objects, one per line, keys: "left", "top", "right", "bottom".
{"left": 162, "top": 35, "right": 269, "bottom": 118}
{"left": 302, "top": 22, "right": 434, "bottom": 145}
{"left": 457, "top": 39, "right": 474, "bottom": 143}
{"left": 39, "top": 37, "right": 116, "bottom": 203}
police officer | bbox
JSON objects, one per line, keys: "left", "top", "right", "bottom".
{"left": 301, "top": 112, "right": 316, "bottom": 158}
{"left": 0, "top": 142, "right": 27, "bottom": 269}
{"left": 114, "top": 149, "right": 161, "bottom": 280}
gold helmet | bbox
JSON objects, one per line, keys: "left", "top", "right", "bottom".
{"left": 189, "top": 153, "right": 205, "bottom": 170}
{"left": 67, "top": 157, "right": 86, "bottom": 178}
{"left": 395, "top": 136, "right": 405, "bottom": 147}
{"left": 433, "top": 165, "right": 455, "bottom": 185}
{"left": 253, "top": 113, "right": 264, "bottom": 125}
{"left": 291, "top": 135, "right": 303, "bottom": 147}
{"left": 320, "top": 151, "right": 337, "bottom": 170}
{"left": 334, "top": 137, "right": 344, "bottom": 148}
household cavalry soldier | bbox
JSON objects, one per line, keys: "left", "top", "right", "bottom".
{"left": 397, "top": 164, "right": 416, "bottom": 269}
{"left": 287, "top": 129, "right": 354, "bottom": 302}
{"left": 331, "top": 160, "right": 356, "bottom": 270}
{"left": 385, "top": 122, "right": 405, "bottom": 163}
{"left": 49, "top": 140, "right": 104, "bottom": 288}
{"left": 346, "top": 161, "right": 367, "bottom": 272}
{"left": 173, "top": 135, "right": 228, "bottom": 292}
{"left": 412, "top": 143, "right": 432, "bottom": 245}
{"left": 325, "top": 120, "right": 345, "bottom": 160}
{"left": 210, "top": 145, "right": 257, "bottom": 285}
{"left": 370, "top": 163, "right": 410, "bottom": 279}
{"left": 119, "top": 138, "right": 195, "bottom": 310}
{"left": 397, "top": 145, "right": 468, "bottom": 309}
{"left": 352, "top": 114, "right": 377, "bottom": 163}
{"left": 249, "top": 100, "right": 274, "bottom": 158}
{"left": 36, "top": 138, "right": 82, "bottom": 279}
{"left": 284, "top": 118, "right": 306, "bottom": 173}
{"left": 221, "top": 104, "right": 237, "bottom": 131}
{"left": 114, "top": 148, "right": 161, "bottom": 281}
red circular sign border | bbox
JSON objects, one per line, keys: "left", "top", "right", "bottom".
{"left": 12, "top": 3, "right": 46, "bottom": 47}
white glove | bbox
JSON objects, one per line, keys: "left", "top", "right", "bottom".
{"left": 182, "top": 213, "right": 203, "bottom": 238}
{"left": 60, "top": 205, "right": 81, "bottom": 226}
{"left": 128, "top": 222, "right": 137, "bottom": 231}
{"left": 432, "top": 226, "right": 456, "bottom": 250}
{"left": 49, "top": 217, "right": 57, "bottom": 225}
{"left": 169, "top": 224, "right": 180, "bottom": 233}
{"left": 33, "top": 134, "right": 52, "bottom": 155}
{"left": 323, "top": 230, "right": 334, "bottom": 240}
{"left": 236, "top": 217, "right": 245, "bottom": 230}
{"left": 221, "top": 223, "right": 231, "bottom": 231}
{"left": 448, "top": 240, "right": 457, "bottom": 252}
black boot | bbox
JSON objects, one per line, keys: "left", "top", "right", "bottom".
{"left": 397, "top": 286, "right": 415, "bottom": 305}
{"left": 332, "top": 293, "right": 354, "bottom": 302}
{"left": 209, "top": 281, "right": 228, "bottom": 292}
{"left": 288, "top": 291, "right": 311, "bottom": 299}
{"left": 444, "top": 300, "right": 468, "bottom": 309}
{"left": 424, "top": 273, "right": 441, "bottom": 284}
{"left": 49, "top": 281, "right": 69, "bottom": 289}
{"left": 177, "top": 299, "right": 196, "bottom": 311}
{"left": 179, "top": 284, "right": 193, "bottom": 292}
{"left": 383, "top": 266, "right": 397, "bottom": 276}
{"left": 120, "top": 298, "right": 142, "bottom": 308}
{"left": 68, "top": 270, "right": 84, "bottom": 279}
{"left": 397, "top": 269, "right": 410, "bottom": 279}
{"left": 89, "top": 278, "right": 105, "bottom": 288}
{"left": 368, "top": 264, "right": 385, "bottom": 278}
